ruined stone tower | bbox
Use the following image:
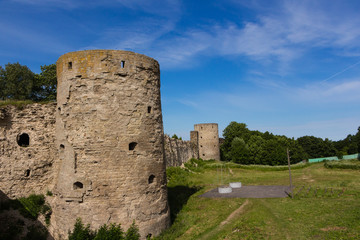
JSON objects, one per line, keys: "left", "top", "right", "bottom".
{"left": 192, "top": 123, "right": 220, "bottom": 160}
{"left": 52, "top": 50, "right": 169, "bottom": 238}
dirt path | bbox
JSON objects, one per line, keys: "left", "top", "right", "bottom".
{"left": 198, "top": 199, "right": 251, "bottom": 240}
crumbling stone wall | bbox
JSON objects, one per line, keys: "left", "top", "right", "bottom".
{"left": 193, "top": 123, "right": 220, "bottom": 160}
{"left": 0, "top": 103, "right": 57, "bottom": 198}
{"left": 52, "top": 50, "right": 169, "bottom": 239}
{"left": 164, "top": 135, "right": 198, "bottom": 167}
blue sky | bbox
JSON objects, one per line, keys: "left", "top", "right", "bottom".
{"left": 1, "top": 0, "right": 360, "bottom": 140}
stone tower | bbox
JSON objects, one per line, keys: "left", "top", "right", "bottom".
{"left": 52, "top": 50, "right": 169, "bottom": 239}
{"left": 192, "top": 123, "right": 220, "bottom": 160}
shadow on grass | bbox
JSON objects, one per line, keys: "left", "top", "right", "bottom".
{"left": 167, "top": 185, "right": 201, "bottom": 224}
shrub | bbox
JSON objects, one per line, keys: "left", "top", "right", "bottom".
{"left": 68, "top": 218, "right": 140, "bottom": 240}
{"left": 94, "top": 223, "right": 124, "bottom": 240}
{"left": 18, "top": 194, "right": 45, "bottom": 219}
{"left": 68, "top": 218, "right": 96, "bottom": 240}
{"left": 125, "top": 221, "right": 141, "bottom": 240}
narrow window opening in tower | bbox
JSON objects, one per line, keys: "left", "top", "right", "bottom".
{"left": 129, "top": 142, "right": 137, "bottom": 151}
{"left": 73, "top": 182, "right": 83, "bottom": 190}
{"left": 121, "top": 61, "right": 125, "bottom": 68}
{"left": 148, "top": 106, "right": 152, "bottom": 113}
{"left": 68, "top": 62, "right": 72, "bottom": 70}
{"left": 148, "top": 175, "right": 155, "bottom": 184}
{"left": 25, "top": 169, "right": 30, "bottom": 177}
{"left": 17, "top": 133, "right": 30, "bottom": 147}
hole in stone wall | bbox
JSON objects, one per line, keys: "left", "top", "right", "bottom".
{"left": 25, "top": 169, "right": 30, "bottom": 177}
{"left": 73, "top": 182, "right": 83, "bottom": 190}
{"left": 203, "top": 154, "right": 205, "bottom": 156}
{"left": 17, "top": 133, "right": 29, "bottom": 147}
{"left": 58, "top": 107, "right": 61, "bottom": 111}
{"left": 68, "top": 62, "right": 72, "bottom": 70}
{"left": 129, "top": 142, "right": 137, "bottom": 151}
{"left": 60, "top": 144, "right": 65, "bottom": 149}
{"left": 146, "top": 234, "right": 152, "bottom": 239}
{"left": 148, "top": 106, "right": 152, "bottom": 113}
{"left": 148, "top": 175, "right": 155, "bottom": 184}
{"left": 121, "top": 61, "right": 125, "bottom": 68}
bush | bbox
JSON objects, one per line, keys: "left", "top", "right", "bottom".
{"left": 18, "top": 194, "right": 45, "bottom": 219}
{"left": 166, "top": 167, "right": 190, "bottom": 186}
{"left": 324, "top": 159, "right": 360, "bottom": 170}
{"left": 68, "top": 218, "right": 96, "bottom": 240}
{"left": 68, "top": 218, "right": 140, "bottom": 240}
{"left": 125, "top": 221, "right": 141, "bottom": 240}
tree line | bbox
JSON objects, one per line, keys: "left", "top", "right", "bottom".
{"left": 0, "top": 62, "right": 56, "bottom": 101}
{"left": 221, "top": 121, "right": 360, "bottom": 165}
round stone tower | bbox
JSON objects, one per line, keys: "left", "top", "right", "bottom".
{"left": 194, "top": 123, "right": 220, "bottom": 160}
{"left": 52, "top": 50, "right": 169, "bottom": 239}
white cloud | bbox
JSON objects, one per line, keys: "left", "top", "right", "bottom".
{"left": 296, "top": 79, "right": 360, "bottom": 103}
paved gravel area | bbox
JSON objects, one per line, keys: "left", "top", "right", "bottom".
{"left": 199, "top": 185, "right": 291, "bottom": 198}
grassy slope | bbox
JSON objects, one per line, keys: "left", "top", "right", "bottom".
{"left": 158, "top": 161, "right": 360, "bottom": 239}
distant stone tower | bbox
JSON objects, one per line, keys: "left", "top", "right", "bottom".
{"left": 192, "top": 123, "right": 220, "bottom": 160}
{"left": 53, "top": 50, "right": 169, "bottom": 239}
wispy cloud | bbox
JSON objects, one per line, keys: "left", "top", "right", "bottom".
{"left": 296, "top": 79, "right": 360, "bottom": 103}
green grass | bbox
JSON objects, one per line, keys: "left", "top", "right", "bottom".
{"left": 324, "top": 159, "right": 360, "bottom": 170}
{"left": 157, "top": 160, "right": 360, "bottom": 239}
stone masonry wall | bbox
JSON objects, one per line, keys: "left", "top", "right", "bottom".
{"left": 53, "top": 50, "right": 170, "bottom": 239}
{"left": 0, "top": 103, "right": 57, "bottom": 198}
{"left": 164, "top": 135, "right": 198, "bottom": 167}
{"left": 194, "top": 123, "right": 220, "bottom": 160}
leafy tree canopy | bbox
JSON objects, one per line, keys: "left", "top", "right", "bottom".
{"left": 0, "top": 62, "right": 56, "bottom": 101}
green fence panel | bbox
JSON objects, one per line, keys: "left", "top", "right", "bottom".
{"left": 309, "top": 153, "right": 359, "bottom": 163}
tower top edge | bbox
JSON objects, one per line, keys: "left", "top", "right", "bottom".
{"left": 57, "top": 49, "right": 158, "bottom": 63}
{"left": 194, "top": 123, "right": 218, "bottom": 127}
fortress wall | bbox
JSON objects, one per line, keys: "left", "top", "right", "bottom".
{"left": 164, "top": 135, "right": 198, "bottom": 167}
{"left": 0, "top": 103, "right": 57, "bottom": 198}
{"left": 53, "top": 50, "right": 169, "bottom": 239}
{"left": 194, "top": 123, "right": 220, "bottom": 160}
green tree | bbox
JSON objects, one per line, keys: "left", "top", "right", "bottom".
{"left": 247, "top": 135, "right": 265, "bottom": 164}
{"left": 94, "top": 223, "right": 124, "bottom": 240}
{"left": 0, "top": 62, "right": 35, "bottom": 100}
{"left": 68, "top": 218, "right": 96, "bottom": 240}
{"left": 228, "top": 137, "right": 249, "bottom": 164}
{"left": 171, "top": 134, "right": 178, "bottom": 139}
{"left": 0, "top": 66, "right": 5, "bottom": 99}
{"left": 221, "top": 122, "right": 251, "bottom": 160}
{"left": 259, "top": 139, "right": 286, "bottom": 165}
{"left": 32, "top": 64, "right": 57, "bottom": 101}
{"left": 125, "top": 221, "right": 140, "bottom": 240}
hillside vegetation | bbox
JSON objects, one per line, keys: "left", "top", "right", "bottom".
{"left": 220, "top": 122, "right": 360, "bottom": 165}
{"left": 158, "top": 159, "right": 360, "bottom": 239}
